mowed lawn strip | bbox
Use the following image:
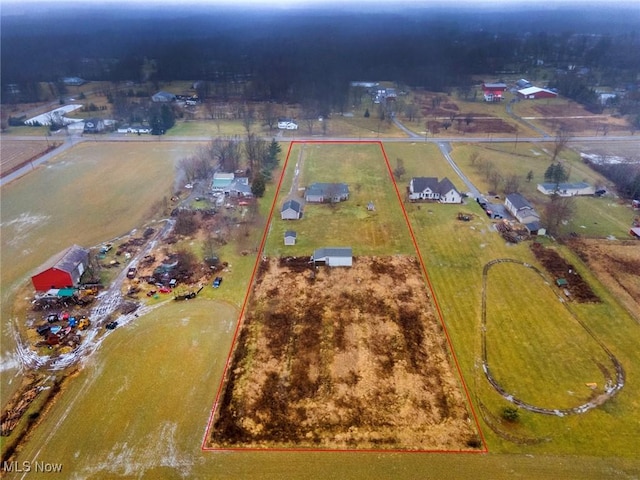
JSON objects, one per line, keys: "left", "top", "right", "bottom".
{"left": 484, "top": 261, "right": 611, "bottom": 409}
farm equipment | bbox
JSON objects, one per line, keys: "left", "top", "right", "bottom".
{"left": 174, "top": 286, "right": 204, "bottom": 301}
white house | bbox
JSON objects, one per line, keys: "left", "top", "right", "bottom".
{"left": 311, "top": 247, "right": 352, "bottom": 267}
{"left": 537, "top": 182, "right": 595, "bottom": 197}
{"left": 408, "top": 177, "right": 462, "bottom": 204}
{"left": 277, "top": 118, "right": 298, "bottom": 130}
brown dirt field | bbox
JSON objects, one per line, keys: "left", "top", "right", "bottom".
{"left": 531, "top": 103, "right": 632, "bottom": 134}
{"left": 209, "top": 256, "right": 480, "bottom": 451}
{"left": 0, "top": 140, "right": 61, "bottom": 176}
{"left": 530, "top": 243, "right": 600, "bottom": 303}
{"left": 568, "top": 239, "right": 640, "bottom": 322}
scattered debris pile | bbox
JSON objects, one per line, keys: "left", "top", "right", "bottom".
{"left": 495, "top": 220, "right": 529, "bottom": 243}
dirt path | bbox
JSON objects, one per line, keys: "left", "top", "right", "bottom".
{"left": 480, "top": 258, "right": 624, "bottom": 417}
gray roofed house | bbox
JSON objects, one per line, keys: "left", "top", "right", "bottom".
{"left": 305, "top": 183, "right": 350, "bottom": 203}
{"left": 225, "top": 177, "right": 252, "bottom": 197}
{"left": 311, "top": 247, "right": 353, "bottom": 267}
{"left": 537, "top": 182, "right": 595, "bottom": 197}
{"left": 281, "top": 199, "right": 303, "bottom": 220}
{"left": 152, "top": 91, "right": 177, "bottom": 103}
{"left": 505, "top": 193, "right": 540, "bottom": 224}
{"left": 409, "top": 177, "right": 462, "bottom": 203}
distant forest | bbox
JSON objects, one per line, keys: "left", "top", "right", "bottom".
{"left": 2, "top": 4, "right": 639, "bottom": 112}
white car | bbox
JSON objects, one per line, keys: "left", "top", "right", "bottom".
{"left": 278, "top": 121, "right": 298, "bottom": 130}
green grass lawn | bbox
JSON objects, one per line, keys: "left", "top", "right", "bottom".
{"left": 264, "top": 143, "right": 415, "bottom": 257}
{"left": 404, "top": 198, "right": 640, "bottom": 458}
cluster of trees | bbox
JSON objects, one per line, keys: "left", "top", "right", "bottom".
{"left": 469, "top": 152, "right": 524, "bottom": 195}
{"left": 178, "top": 136, "right": 281, "bottom": 197}
{"left": 587, "top": 161, "right": 640, "bottom": 200}
{"left": 2, "top": 6, "right": 639, "bottom": 115}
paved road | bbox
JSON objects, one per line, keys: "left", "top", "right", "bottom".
{"left": 2, "top": 129, "right": 639, "bottom": 187}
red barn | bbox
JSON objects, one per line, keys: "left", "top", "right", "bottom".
{"left": 517, "top": 86, "right": 558, "bottom": 99}
{"left": 482, "top": 82, "right": 507, "bottom": 102}
{"left": 31, "top": 245, "right": 90, "bottom": 292}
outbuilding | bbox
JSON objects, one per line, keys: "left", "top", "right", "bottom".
{"left": 31, "top": 245, "right": 90, "bottom": 292}
{"left": 505, "top": 193, "right": 541, "bottom": 224}
{"left": 311, "top": 247, "right": 353, "bottom": 267}
{"left": 281, "top": 199, "right": 303, "bottom": 220}
{"left": 537, "top": 182, "right": 595, "bottom": 197}
{"left": 517, "top": 86, "right": 558, "bottom": 100}
{"left": 284, "top": 231, "right": 297, "bottom": 246}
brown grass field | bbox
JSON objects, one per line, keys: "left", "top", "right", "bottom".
{"left": 568, "top": 238, "right": 640, "bottom": 322}
{"left": 209, "top": 255, "right": 481, "bottom": 451}
{"left": 0, "top": 139, "right": 61, "bottom": 175}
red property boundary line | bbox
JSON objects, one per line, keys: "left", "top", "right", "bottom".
{"left": 202, "top": 140, "right": 488, "bottom": 454}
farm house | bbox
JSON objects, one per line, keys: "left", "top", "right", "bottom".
{"left": 305, "top": 183, "right": 350, "bottom": 203}
{"left": 31, "top": 244, "right": 90, "bottom": 291}
{"left": 482, "top": 82, "right": 507, "bottom": 102}
{"left": 408, "top": 177, "right": 462, "bottom": 203}
{"left": 311, "top": 247, "right": 353, "bottom": 267}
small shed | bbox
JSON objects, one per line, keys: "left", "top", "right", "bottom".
{"left": 311, "top": 247, "right": 353, "bottom": 267}
{"left": 281, "top": 199, "right": 303, "bottom": 220}
{"left": 284, "top": 231, "right": 297, "bottom": 246}
{"left": 630, "top": 227, "right": 640, "bottom": 239}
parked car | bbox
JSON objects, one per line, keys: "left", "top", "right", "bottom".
{"left": 105, "top": 321, "right": 118, "bottom": 330}
{"left": 213, "top": 276, "right": 223, "bottom": 288}
{"left": 127, "top": 267, "right": 137, "bottom": 279}
{"left": 159, "top": 287, "right": 172, "bottom": 293}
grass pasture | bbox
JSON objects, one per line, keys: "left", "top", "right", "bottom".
{"left": 402, "top": 193, "right": 640, "bottom": 458}
{"left": 265, "top": 142, "right": 415, "bottom": 257}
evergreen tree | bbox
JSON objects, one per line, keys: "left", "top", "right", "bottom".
{"left": 251, "top": 174, "right": 266, "bottom": 197}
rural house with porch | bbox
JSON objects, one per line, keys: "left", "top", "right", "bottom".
{"left": 408, "top": 177, "right": 462, "bottom": 204}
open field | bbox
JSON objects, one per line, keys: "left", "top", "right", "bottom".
{"left": 403, "top": 200, "right": 640, "bottom": 457}
{"left": 2, "top": 140, "right": 640, "bottom": 477}
{"left": 0, "top": 141, "right": 197, "bottom": 405}
{"left": 209, "top": 256, "right": 480, "bottom": 451}
{"left": 512, "top": 98, "right": 634, "bottom": 136}
{"left": 568, "top": 238, "right": 640, "bottom": 322}
{"left": 0, "top": 139, "right": 61, "bottom": 176}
